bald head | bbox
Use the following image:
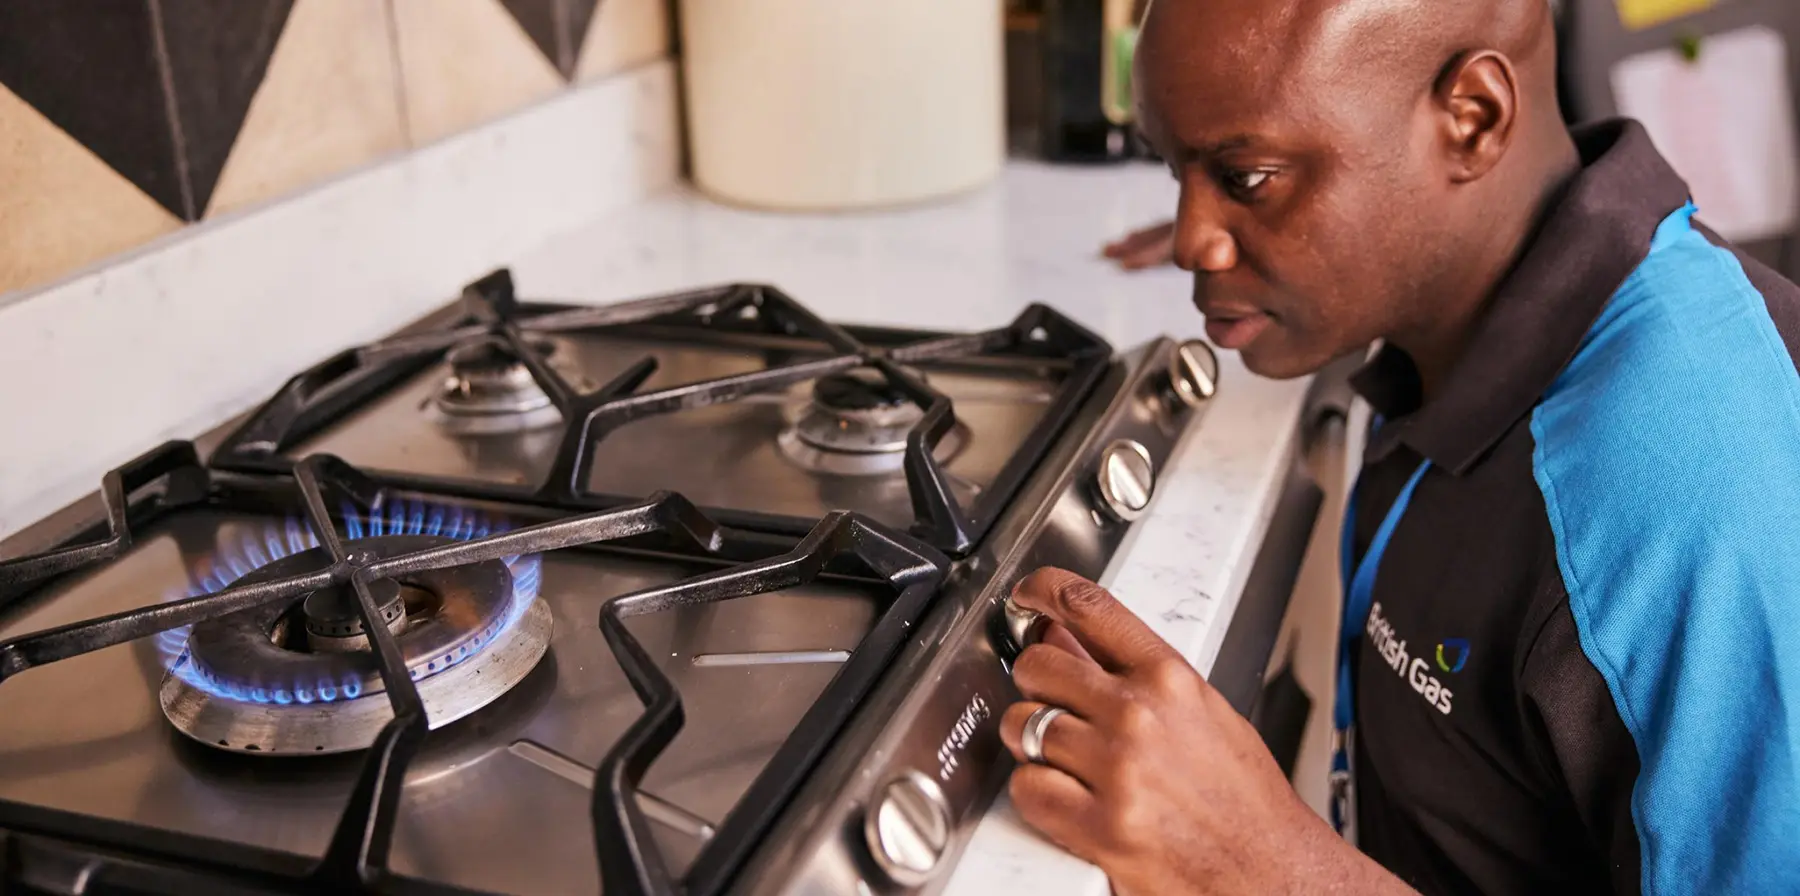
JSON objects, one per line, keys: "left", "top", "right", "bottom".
{"left": 1133, "top": 0, "right": 1578, "bottom": 384}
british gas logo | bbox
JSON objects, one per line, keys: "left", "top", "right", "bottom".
{"left": 1365, "top": 602, "right": 1454, "bottom": 715}
{"left": 1436, "top": 638, "right": 1470, "bottom": 673}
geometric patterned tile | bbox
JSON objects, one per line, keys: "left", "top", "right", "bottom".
{"left": 0, "top": 0, "right": 295, "bottom": 222}
{"left": 500, "top": 0, "right": 561, "bottom": 73}
{"left": 0, "top": 2, "right": 188, "bottom": 218}
{"left": 0, "top": 83, "right": 181, "bottom": 296}
{"left": 564, "top": 0, "right": 604, "bottom": 74}
{"left": 206, "top": 0, "right": 408, "bottom": 216}
{"left": 391, "top": 0, "right": 563, "bottom": 146}
{"left": 501, "top": 0, "right": 603, "bottom": 79}
{"left": 575, "top": 0, "right": 671, "bottom": 82}
{"left": 156, "top": 0, "right": 296, "bottom": 217}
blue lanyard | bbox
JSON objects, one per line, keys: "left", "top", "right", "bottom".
{"left": 1330, "top": 456, "right": 1430, "bottom": 834}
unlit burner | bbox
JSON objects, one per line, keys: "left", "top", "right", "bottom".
{"left": 428, "top": 338, "right": 563, "bottom": 434}
{"left": 159, "top": 532, "right": 550, "bottom": 755}
{"left": 778, "top": 368, "right": 964, "bottom": 476}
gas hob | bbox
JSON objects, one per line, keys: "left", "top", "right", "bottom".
{"left": 0, "top": 272, "right": 1224, "bottom": 895}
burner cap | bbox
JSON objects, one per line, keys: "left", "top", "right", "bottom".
{"left": 159, "top": 534, "right": 550, "bottom": 755}
{"left": 812, "top": 369, "right": 910, "bottom": 413}
{"left": 302, "top": 578, "right": 406, "bottom": 651}
{"left": 428, "top": 337, "right": 561, "bottom": 434}
{"left": 778, "top": 366, "right": 965, "bottom": 475}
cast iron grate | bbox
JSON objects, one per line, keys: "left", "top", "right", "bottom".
{"left": 0, "top": 441, "right": 949, "bottom": 895}
{"left": 205, "top": 269, "right": 1113, "bottom": 556}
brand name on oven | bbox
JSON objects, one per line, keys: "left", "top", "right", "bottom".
{"left": 936, "top": 693, "right": 993, "bottom": 782}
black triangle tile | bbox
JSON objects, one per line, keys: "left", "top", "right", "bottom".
{"left": 501, "top": 0, "right": 565, "bottom": 76}
{"left": 564, "top": 0, "right": 601, "bottom": 73}
{"left": 157, "top": 0, "right": 296, "bottom": 217}
{"left": 501, "top": 0, "right": 601, "bottom": 80}
{"left": 0, "top": 2, "right": 187, "bottom": 218}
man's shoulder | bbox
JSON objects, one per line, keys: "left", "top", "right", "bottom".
{"left": 1524, "top": 203, "right": 1800, "bottom": 895}
{"left": 1540, "top": 202, "right": 1800, "bottom": 447}
{"left": 1691, "top": 218, "right": 1800, "bottom": 366}
{"left": 1530, "top": 201, "right": 1800, "bottom": 635}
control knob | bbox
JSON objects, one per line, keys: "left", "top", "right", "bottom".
{"left": 1000, "top": 592, "right": 1049, "bottom": 656}
{"left": 863, "top": 769, "right": 953, "bottom": 886}
{"left": 1167, "top": 339, "right": 1219, "bottom": 408}
{"left": 1093, "top": 438, "right": 1156, "bottom": 522}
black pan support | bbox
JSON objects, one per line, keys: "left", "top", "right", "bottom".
{"left": 206, "top": 270, "right": 1114, "bottom": 556}
{"left": 0, "top": 443, "right": 950, "bottom": 896}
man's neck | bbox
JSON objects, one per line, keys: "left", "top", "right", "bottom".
{"left": 1393, "top": 133, "right": 1583, "bottom": 403}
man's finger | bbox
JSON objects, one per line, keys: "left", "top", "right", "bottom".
{"left": 1101, "top": 222, "right": 1172, "bottom": 257}
{"left": 1102, "top": 234, "right": 1151, "bottom": 257}
{"left": 1011, "top": 642, "right": 1117, "bottom": 720}
{"left": 1007, "top": 764, "right": 1105, "bottom": 865}
{"left": 1011, "top": 567, "right": 1179, "bottom": 673}
{"left": 998, "top": 700, "right": 1111, "bottom": 787}
{"left": 1117, "top": 237, "right": 1174, "bottom": 270}
{"left": 1040, "top": 620, "right": 1096, "bottom": 664}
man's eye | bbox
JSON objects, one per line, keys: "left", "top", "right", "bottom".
{"left": 1223, "top": 169, "right": 1272, "bottom": 193}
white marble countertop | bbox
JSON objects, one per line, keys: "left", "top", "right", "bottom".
{"left": 509, "top": 159, "right": 1313, "bottom": 896}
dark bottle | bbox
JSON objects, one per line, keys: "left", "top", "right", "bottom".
{"left": 1038, "top": 0, "right": 1141, "bottom": 163}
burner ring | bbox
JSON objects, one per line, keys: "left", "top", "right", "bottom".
{"left": 302, "top": 576, "right": 406, "bottom": 650}
{"left": 777, "top": 367, "right": 969, "bottom": 474}
{"left": 177, "top": 536, "right": 516, "bottom": 701}
{"left": 428, "top": 338, "right": 561, "bottom": 434}
{"left": 790, "top": 369, "right": 927, "bottom": 455}
{"left": 161, "top": 602, "right": 552, "bottom": 756}
{"left": 160, "top": 533, "right": 551, "bottom": 755}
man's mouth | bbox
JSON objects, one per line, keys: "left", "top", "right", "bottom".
{"left": 1202, "top": 311, "right": 1273, "bottom": 351}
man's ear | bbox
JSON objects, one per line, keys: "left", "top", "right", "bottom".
{"left": 1434, "top": 49, "right": 1519, "bottom": 183}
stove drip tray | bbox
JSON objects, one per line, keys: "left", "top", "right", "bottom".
{"left": 158, "top": 523, "right": 550, "bottom": 756}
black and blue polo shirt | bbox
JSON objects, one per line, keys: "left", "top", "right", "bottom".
{"left": 1343, "top": 119, "right": 1800, "bottom": 894}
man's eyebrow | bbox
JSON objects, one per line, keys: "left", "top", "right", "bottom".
{"left": 1169, "top": 134, "right": 1258, "bottom": 162}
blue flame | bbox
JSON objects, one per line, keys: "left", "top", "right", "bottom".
{"left": 160, "top": 500, "right": 542, "bottom": 706}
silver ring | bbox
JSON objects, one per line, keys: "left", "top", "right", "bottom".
{"left": 1020, "top": 706, "right": 1068, "bottom": 766}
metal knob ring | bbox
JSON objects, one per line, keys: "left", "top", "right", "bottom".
{"left": 1094, "top": 439, "right": 1156, "bottom": 522}
{"left": 1168, "top": 339, "right": 1219, "bottom": 408}
{"left": 863, "top": 769, "right": 953, "bottom": 887}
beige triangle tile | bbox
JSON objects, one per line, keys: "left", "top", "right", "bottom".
{"left": 0, "top": 84, "right": 182, "bottom": 297}
{"left": 206, "top": 0, "right": 408, "bottom": 218}
{"left": 575, "top": 0, "right": 671, "bottom": 82}
{"left": 393, "top": 0, "right": 563, "bottom": 146}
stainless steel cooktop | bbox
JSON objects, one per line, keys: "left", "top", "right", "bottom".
{"left": 0, "top": 270, "right": 1247, "bottom": 896}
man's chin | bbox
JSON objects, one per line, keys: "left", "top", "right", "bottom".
{"left": 1236, "top": 344, "right": 1323, "bottom": 380}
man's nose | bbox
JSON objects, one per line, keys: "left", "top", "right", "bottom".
{"left": 1172, "top": 189, "right": 1238, "bottom": 273}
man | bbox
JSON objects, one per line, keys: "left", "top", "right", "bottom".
{"left": 1000, "top": 0, "right": 1800, "bottom": 894}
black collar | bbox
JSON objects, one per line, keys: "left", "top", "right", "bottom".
{"left": 1351, "top": 119, "right": 1694, "bottom": 474}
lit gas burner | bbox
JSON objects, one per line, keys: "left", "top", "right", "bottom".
{"left": 156, "top": 504, "right": 549, "bottom": 755}
{"left": 427, "top": 337, "right": 562, "bottom": 434}
{"left": 777, "top": 368, "right": 965, "bottom": 476}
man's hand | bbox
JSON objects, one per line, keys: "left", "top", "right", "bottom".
{"left": 999, "top": 567, "right": 1417, "bottom": 896}
{"left": 1102, "top": 220, "right": 1177, "bottom": 270}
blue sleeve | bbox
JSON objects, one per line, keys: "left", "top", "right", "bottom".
{"left": 1530, "top": 203, "right": 1800, "bottom": 895}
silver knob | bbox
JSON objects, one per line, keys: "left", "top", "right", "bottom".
{"left": 1094, "top": 439, "right": 1155, "bottom": 522}
{"left": 1168, "top": 340, "right": 1219, "bottom": 408}
{"left": 863, "top": 770, "right": 952, "bottom": 887}
{"left": 1001, "top": 594, "right": 1048, "bottom": 655}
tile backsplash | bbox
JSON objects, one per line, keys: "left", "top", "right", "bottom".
{"left": 0, "top": 0, "right": 671, "bottom": 298}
